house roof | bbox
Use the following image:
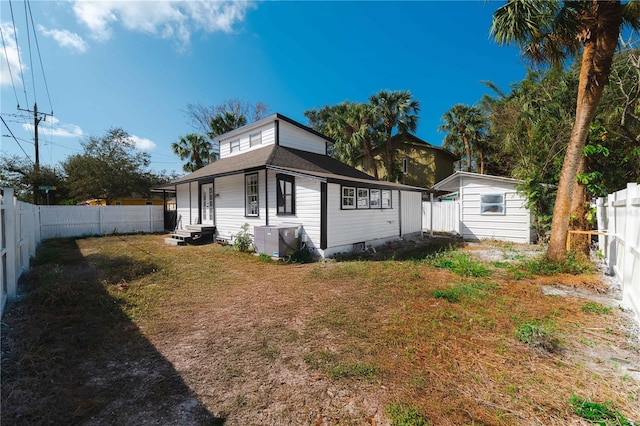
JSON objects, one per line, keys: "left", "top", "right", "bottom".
{"left": 358, "top": 132, "right": 459, "bottom": 160}
{"left": 155, "top": 144, "right": 425, "bottom": 192}
{"left": 213, "top": 113, "right": 335, "bottom": 145}
{"left": 432, "top": 171, "right": 521, "bottom": 192}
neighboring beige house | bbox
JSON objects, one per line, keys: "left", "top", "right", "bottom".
{"left": 357, "top": 133, "right": 458, "bottom": 188}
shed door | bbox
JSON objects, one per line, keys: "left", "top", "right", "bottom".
{"left": 201, "top": 183, "right": 214, "bottom": 225}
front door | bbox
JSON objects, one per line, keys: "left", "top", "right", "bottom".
{"left": 201, "top": 183, "right": 214, "bottom": 225}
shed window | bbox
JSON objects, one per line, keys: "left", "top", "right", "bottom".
{"left": 230, "top": 139, "right": 240, "bottom": 153}
{"left": 250, "top": 131, "right": 262, "bottom": 147}
{"left": 357, "top": 188, "right": 369, "bottom": 208}
{"left": 245, "top": 173, "right": 259, "bottom": 216}
{"left": 277, "top": 174, "right": 295, "bottom": 215}
{"left": 480, "top": 193, "right": 505, "bottom": 215}
{"left": 342, "top": 187, "right": 356, "bottom": 209}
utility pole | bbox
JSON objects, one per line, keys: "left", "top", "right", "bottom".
{"left": 19, "top": 102, "right": 52, "bottom": 204}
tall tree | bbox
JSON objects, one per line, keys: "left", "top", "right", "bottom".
{"left": 439, "top": 104, "right": 486, "bottom": 172}
{"left": 63, "top": 128, "right": 155, "bottom": 205}
{"left": 0, "top": 156, "right": 69, "bottom": 204}
{"left": 185, "top": 99, "right": 269, "bottom": 142}
{"left": 369, "top": 90, "right": 420, "bottom": 180}
{"left": 171, "top": 133, "right": 214, "bottom": 172}
{"left": 491, "top": 0, "right": 640, "bottom": 261}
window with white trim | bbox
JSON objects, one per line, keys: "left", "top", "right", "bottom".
{"left": 370, "top": 189, "right": 381, "bottom": 208}
{"left": 342, "top": 187, "right": 356, "bottom": 209}
{"left": 277, "top": 174, "right": 295, "bottom": 215}
{"left": 480, "top": 193, "right": 505, "bottom": 215}
{"left": 357, "top": 188, "right": 369, "bottom": 208}
{"left": 381, "top": 190, "right": 392, "bottom": 208}
{"left": 245, "top": 173, "right": 259, "bottom": 216}
{"left": 230, "top": 139, "right": 240, "bottom": 153}
{"left": 250, "top": 131, "right": 262, "bottom": 147}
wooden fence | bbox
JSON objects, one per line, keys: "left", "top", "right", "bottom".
{"left": 421, "top": 201, "right": 460, "bottom": 235}
{"left": 597, "top": 182, "right": 640, "bottom": 321}
{"left": 1, "top": 188, "right": 165, "bottom": 316}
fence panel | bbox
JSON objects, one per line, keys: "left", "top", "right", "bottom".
{"left": 422, "top": 201, "right": 460, "bottom": 234}
{"left": 598, "top": 183, "right": 640, "bottom": 322}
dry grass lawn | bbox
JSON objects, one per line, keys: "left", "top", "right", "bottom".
{"left": 1, "top": 234, "right": 639, "bottom": 425}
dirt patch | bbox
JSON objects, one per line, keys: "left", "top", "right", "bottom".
{"left": 2, "top": 236, "right": 639, "bottom": 425}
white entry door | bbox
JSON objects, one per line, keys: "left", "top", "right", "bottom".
{"left": 201, "top": 183, "right": 214, "bottom": 225}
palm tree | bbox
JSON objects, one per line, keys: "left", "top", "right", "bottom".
{"left": 208, "top": 111, "right": 247, "bottom": 140}
{"left": 491, "top": 0, "right": 640, "bottom": 261}
{"left": 439, "top": 104, "right": 486, "bottom": 172}
{"left": 171, "top": 133, "right": 213, "bottom": 172}
{"left": 369, "top": 90, "right": 420, "bottom": 180}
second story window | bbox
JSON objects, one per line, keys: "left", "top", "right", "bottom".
{"left": 250, "top": 131, "right": 262, "bottom": 147}
{"left": 230, "top": 139, "right": 240, "bottom": 153}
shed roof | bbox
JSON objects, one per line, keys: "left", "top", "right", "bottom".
{"left": 433, "top": 171, "right": 521, "bottom": 192}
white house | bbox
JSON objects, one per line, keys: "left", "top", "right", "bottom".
{"left": 156, "top": 113, "right": 424, "bottom": 258}
{"left": 432, "top": 171, "right": 536, "bottom": 244}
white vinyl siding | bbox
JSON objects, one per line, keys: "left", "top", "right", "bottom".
{"left": 215, "top": 173, "right": 266, "bottom": 242}
{"left": 401, "top": 191, "right": 422, "bottom": 236}
{"left": 267, "top": 171, "right": 322, "bottom": 252}
{"left": 278, "top": 121, "right": 328, "bottom": 154}
{"left": 459, "top": 176, "right": 532, "bottom": 243}
{"left": 327, "top": 184, "right": 399, "bottom": 249}
{"left": 218, "top": 123, "right": 276, "bottom": 158}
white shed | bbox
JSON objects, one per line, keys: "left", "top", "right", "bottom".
{"left": 432, "top": 171, "right": 536, "bottom": 244}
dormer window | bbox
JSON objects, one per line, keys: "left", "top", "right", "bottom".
{"left": 250, "top": 131, "right": 262, "bottom": 147}
{"left": 230, "top": 139, "right": 240, "bottom": 153}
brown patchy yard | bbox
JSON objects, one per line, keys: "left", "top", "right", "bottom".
{"left": 1, "top": 235, "right": 639, "bottom": 425}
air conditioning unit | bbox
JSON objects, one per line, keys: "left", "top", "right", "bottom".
{"left": 253, "top": 225, "right": 300, "bottom": 257}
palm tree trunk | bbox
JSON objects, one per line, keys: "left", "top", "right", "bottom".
{"left": 546, "top": 1, "right": 622, "bottom": 261}
{"left": 463, "top": 135, "right": 472, "bottom": 172}
{"left": 568, "top": 156, "right": 590, "bottom": 255}
{"left": 480, "top": 151, "right": 485, "bottom": 175}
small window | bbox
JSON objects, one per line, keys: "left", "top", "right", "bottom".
{"left": 277, "top": 174, "right": 295, "bottom": 215}
{"left": 145, "top": 201, "right": 153, "bottom": 205}
{"left": 230, "top": 139, "right": 240, "bottom": 153}
{"left": 370, "top": 189, "right": 381, "bottom": 208}
{"left": 115, "top": 201, "right": 121, "bottom": 206}
{"left": 402, "top": 158, "right": 408, "bottom": 174}
{"left": 381, "top": 190, "right": 392, "bottom": 208}
{"left": 250, "top": 131, "right": 262, "bottom": 147}
{"left": 480, "top": 193, "right": 505, "bottom": 215}
{"left": 357, "top": 188, "right": 369, "bottom": 208}
{"left": 245, "top": 173, "right": 259, "bottom": 216}
{"left": 342, "top": 187, "right": 356, "bottom": 209}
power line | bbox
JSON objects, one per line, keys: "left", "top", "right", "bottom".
{"left": 26, "top": 0, "right": 53, "bottom": 114}
{"left": 1, "top": 115, "right": 34, "bottom": 163}
{"left": 0, "top": 25, "right": 20, "bottom": 107}
{"left": 8, "top": 0, "right": 28, "bottom": 107}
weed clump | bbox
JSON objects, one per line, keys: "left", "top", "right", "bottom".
{"left": 386, "top": 403, "right": 430, "bottom": 426}
{"left": 515, "top": 320, "right": 561, "bottom": 353}
{"left": 569, "top": 395, "right": 632, "bottom": 426}
{"left": 428, "top": 251, "right": 491, "bottom": 278}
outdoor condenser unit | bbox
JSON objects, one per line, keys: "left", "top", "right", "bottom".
{"left": 253, "top": 225, "right": 300, "bottom": 258}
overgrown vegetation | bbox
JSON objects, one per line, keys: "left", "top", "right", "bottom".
{"left": 232, "top": 223, "right": 254, "bottom": 253}
{"left": 569, "top": 395, "right": 633, "bottom": 426}
{"left": 2, "top": 237, "right": 638, "bottom": 425}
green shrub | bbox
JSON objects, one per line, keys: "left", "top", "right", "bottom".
{"left": 233, "top": 223, "right": 254, "bottom": 253}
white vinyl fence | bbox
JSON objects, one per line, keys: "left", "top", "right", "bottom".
{"left": 1, "top": 187, "right": 165, "bottom": 316}
{"left": 597, "top": 183, "right": 640, "bottom": 321}
{"left": 422, "top": 201, "right": 460, "bottom": 234}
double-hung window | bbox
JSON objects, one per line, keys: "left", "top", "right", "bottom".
{"left": 480, "top": 193, "right": 505, "bottom": 215}
{"left": 369, "top": 189, "right": 381, "bottom": 208}
{"left": 277, "top": 174, "right": 295, "bottom": 215}
{"left": 230, "top": 139, "right": 240, "bottom": 153}
{"left": 381, "top": 190, "right": 392, "bottom": 208}
{"left": 342, "top": 187, "right": 356, "bottom": 209}
{"left": 245, "top": 173, "right": 259, "bottom": 216}
{"left": 250, "top": 131, "right": 262, "bottom": 147}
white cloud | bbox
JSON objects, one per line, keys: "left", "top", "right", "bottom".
{"left": 129, "top": 135, "right": 156, "bottom": 151}
{"left": 72, "top": 1, "right": 254, "bottom": 47}
{"left": 23, "top": 117, "right": 84, "bottom": 138}
{"left": 0, "top": 22, "right": 25, "bottom": 87}
{"left": 38, "top": 25, "right": 88, "bottom": 53}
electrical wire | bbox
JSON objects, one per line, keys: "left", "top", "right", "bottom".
{"left": 1, "top": 115, "right": 34, "bottom": 163}
{"left": 0, "top": 25, "right": 20, "bottom": 107}
{"left": 8, "top": 0, "right": 28, "bottom": 107}
{"left": 23, "top": 0, "right": 37, "bottom": 104}
{"left": 26, "top": 0, "right": 53, "bottom": 114}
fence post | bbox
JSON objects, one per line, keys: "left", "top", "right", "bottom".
{"left": 622, "top": 183, "right": 639, "bottom": 311}
{"left": 4, "top": 189, "right": 17, "bottom": 301}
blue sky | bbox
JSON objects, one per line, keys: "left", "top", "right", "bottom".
{"left": 1, "top": 1, "right": 527, "bottom": 176}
